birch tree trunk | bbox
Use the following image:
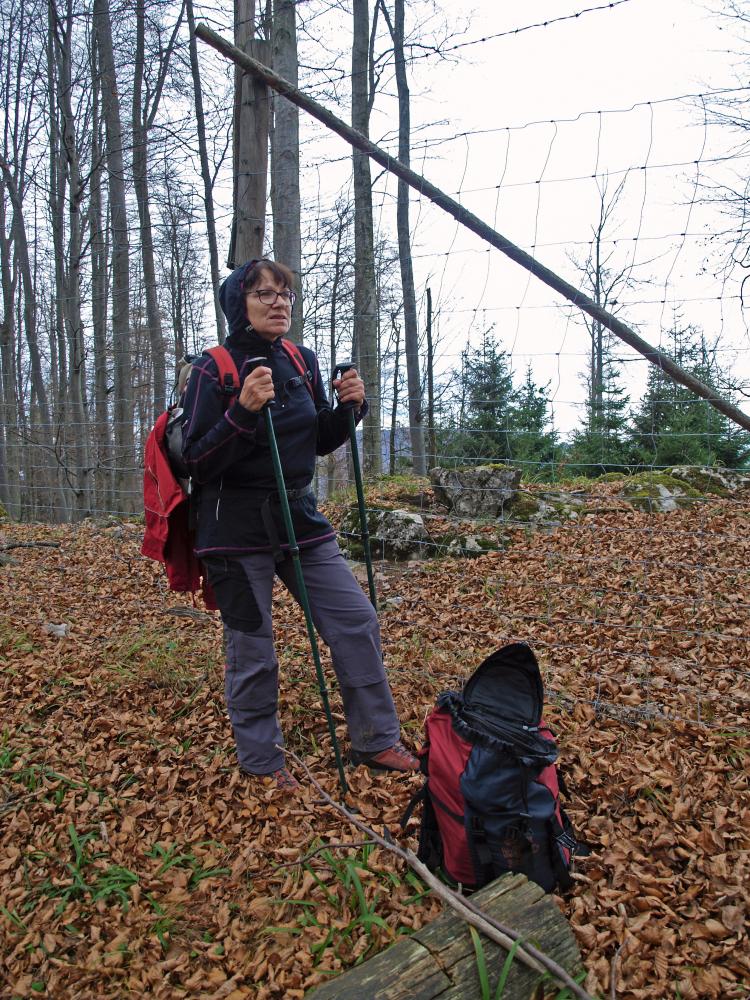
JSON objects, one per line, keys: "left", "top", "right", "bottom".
{"left": 351, "top": 0, "right": 381, "bottom": 474}
{"left": 186, "top": 0, "right": 225, "bottom": 341}
{"left": 381, "top": 0, "right": 425, "bottom": 474}
{"left": 270, "top": 0, "right": 302, "bottom": 342}
{"left": 93, "top": 0, "right": 134, "bottom": 513}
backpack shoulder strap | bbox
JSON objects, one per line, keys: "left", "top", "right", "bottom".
{"left": 280, "top": 338, "right": 315, "bottom": 399}
{"left": 205, "top": 345, "right": 240, "bottom": 397}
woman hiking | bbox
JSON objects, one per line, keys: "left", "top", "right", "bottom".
{"left": 181, "top": 258, "right": 418, "bottom": 790}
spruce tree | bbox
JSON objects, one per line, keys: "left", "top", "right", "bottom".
{"left": 568, "top": 334, "right": 631, "bottom": 476}
{"left": 630, "top": 323, "right": 750, "bottom": 468}
{"left": 507, "top": 365, "right": 558, "bottom": 475}
{"left": 439, "top": 329, "right": 556, "bottom": 470}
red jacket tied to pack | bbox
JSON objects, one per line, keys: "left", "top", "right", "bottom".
{"left": 141, "top": 406, "right": 216, "bottom": 608}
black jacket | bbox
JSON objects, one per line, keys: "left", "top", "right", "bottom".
{"left": 181, "top": 264, "right": 364, "bottom": 556}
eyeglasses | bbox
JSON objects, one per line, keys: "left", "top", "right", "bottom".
{"left": 250, "top": 288, "right": 296, "bottom": 307}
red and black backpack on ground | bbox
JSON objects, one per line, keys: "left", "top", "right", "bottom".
{"left": 404, "top": 643, "right": 579, "bottom": 893}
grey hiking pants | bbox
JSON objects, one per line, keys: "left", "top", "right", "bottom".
{"left": 204, "top": 539, "right": 400, "bottom": 775}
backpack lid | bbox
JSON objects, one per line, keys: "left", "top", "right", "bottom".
{"left": 441, "top": 643, "right": 555, "bottom": 764}
{"left": 462, "top": 642, "right": 544, "bottom": 730}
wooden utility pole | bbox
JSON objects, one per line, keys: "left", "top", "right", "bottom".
{"left": 229, "top": 0, "right": 270, "bottom": 267}
{"left": 194, "top": 24, "right": 750, "bottom": 434}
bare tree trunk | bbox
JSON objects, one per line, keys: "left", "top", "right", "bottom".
{"left": 388, "top": 315, "right": 400, "bottom": 475}
{"left": 132, "top": 0, "right": 166, "bottom": 418}
{"left": 93, "top": 0, "right": 134, "bottom": 513}
{"left": 161, "top": 169, "right": 187, "bottom": 362}
{"left": 426, "top": 286, "right": 436, "bottom": 468}
{"left": 229, "top": 0, "right": 269, "bottom": 266}
{"left": 51, "top": 0, "right": 91, "bottom": 519}
{"left": 0, "top": 193, "right": 20, "bottom": 517}
{"left": 351, "top": 0, "right": 381, "bottom": 474}
{"left": 186, "top": 0, "right": 224, "bottom": 341}
{"left": 0, "top": 156, "right": 60, "bottom": 515}
{"left": 89, "top": 40, "right": 112, "bottom": 513}
{"left": 380, "top": 0, "right": 425, "bottom": 474}
{"left": 327, "top": 210, "right": 346, "bottom": 498}
{"left": 270, "top": 0, "right": 302, "bottom": 341}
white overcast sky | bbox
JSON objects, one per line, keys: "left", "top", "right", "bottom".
{"left": 203, "top": 0, "right": 750, "bottom": 432}
{"left": 300, "top": 0, "right": 750, "bottom": 432}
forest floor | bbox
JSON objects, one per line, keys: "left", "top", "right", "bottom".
{"left": 1, "top": 481, "right": 748, "bottom": 999}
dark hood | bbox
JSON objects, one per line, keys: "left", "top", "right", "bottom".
{"left": 219, "top": 262, "right": 256, "bottom": 336}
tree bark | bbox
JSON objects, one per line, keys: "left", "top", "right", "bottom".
{"left": 426, "top": 286, "right": 436, "bottom": 468}
{"left": 0, "top": 190, "right": 20, "bottom": 517}
{"left": 230, "top": 0, "right": 269, "bottom": 266}
{"left": 388, "top": 315, "right": 400, "bottom": 475}
{"left": 93, "top": 0, "right": 134, "bottom": 513}
{"left": 307, "top": 873, "right": 581, "bottom": 1000}
{"left": 51, "top": 0, "right": 91, "bottom": 519}
{"left": 0, "top": 156, "right": 59, "bottom": 514}
{"left": 270, "top": 0, "right": 302, "bottom": 342}
{"left": 186, "top": 0, "right": 225, "bottom": 341}
{"left": 351, "top": 0, "right": 381, "bottom": 474}
{"left": 327, "top": 212, "right": 345, "bottom": 498}
{"left": 88, "top": 39, "right": 112, "bottom": 514}
{"left": 132, "top": 0, "right": 166, "bottom": 419}
{"left": 381, "top": 0, "right": 425, "bottom": 474}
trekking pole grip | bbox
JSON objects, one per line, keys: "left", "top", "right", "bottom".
{"left": 247, "top": 355, "right": 274, "bottom": 410}
{"left": 333, "top": 361, "right": 357, "bottom": 410}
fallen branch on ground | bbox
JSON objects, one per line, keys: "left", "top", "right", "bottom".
{"left": 0, "top": 541, "right": 61, "bottom": 551}
{"left": 282, "top": 747, "right": 593, "bottom": 1000}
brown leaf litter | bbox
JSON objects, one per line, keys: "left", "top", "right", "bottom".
{"left": 0, "top": 488, "right": 748, "bottom": 998}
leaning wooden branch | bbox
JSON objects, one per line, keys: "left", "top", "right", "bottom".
{"left": 283, "top": 749, "right": 592, "bottom": 1000}
{"left": 195, "top": 22, "right": 750, "bottom": 434}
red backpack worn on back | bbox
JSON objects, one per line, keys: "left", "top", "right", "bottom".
{"left": 141, "top": 341, "right": 314, "bottom": 605}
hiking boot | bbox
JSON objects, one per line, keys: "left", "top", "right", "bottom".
{"left": 352, "top": 741, "right": 419, "bottom": 773}
{"left": 270, "top": 767, "right": 300, "bottom": 791}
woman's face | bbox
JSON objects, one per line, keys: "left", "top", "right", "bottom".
{"left": 244, "top": 269, "right": 293, "bottom": 341}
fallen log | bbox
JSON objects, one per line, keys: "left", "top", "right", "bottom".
{"left": 306, "top": 872, "right": 582, "bottom": 1000}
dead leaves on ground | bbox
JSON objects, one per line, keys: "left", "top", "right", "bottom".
{"left": 1, "top": 493, "right": 749, "bottom": 999}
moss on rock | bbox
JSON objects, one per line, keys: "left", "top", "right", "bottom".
{"left": 667, "top": 466, "right": 733, "bottom": 496}
{"left": 597, "top": 472, "right": 629, "bottom": 483}
{"left": 621, "top": 472, "right": 701, "bottom": 512}
{"left": 506, "top": 492, "right": 542, "bottom": 521}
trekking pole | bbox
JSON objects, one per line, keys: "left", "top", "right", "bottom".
{"left": 333, "top": 362, "right": 377, "bottom": 610}
{"left": 248, "top": 357, "right": 349, "bottom": 797}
